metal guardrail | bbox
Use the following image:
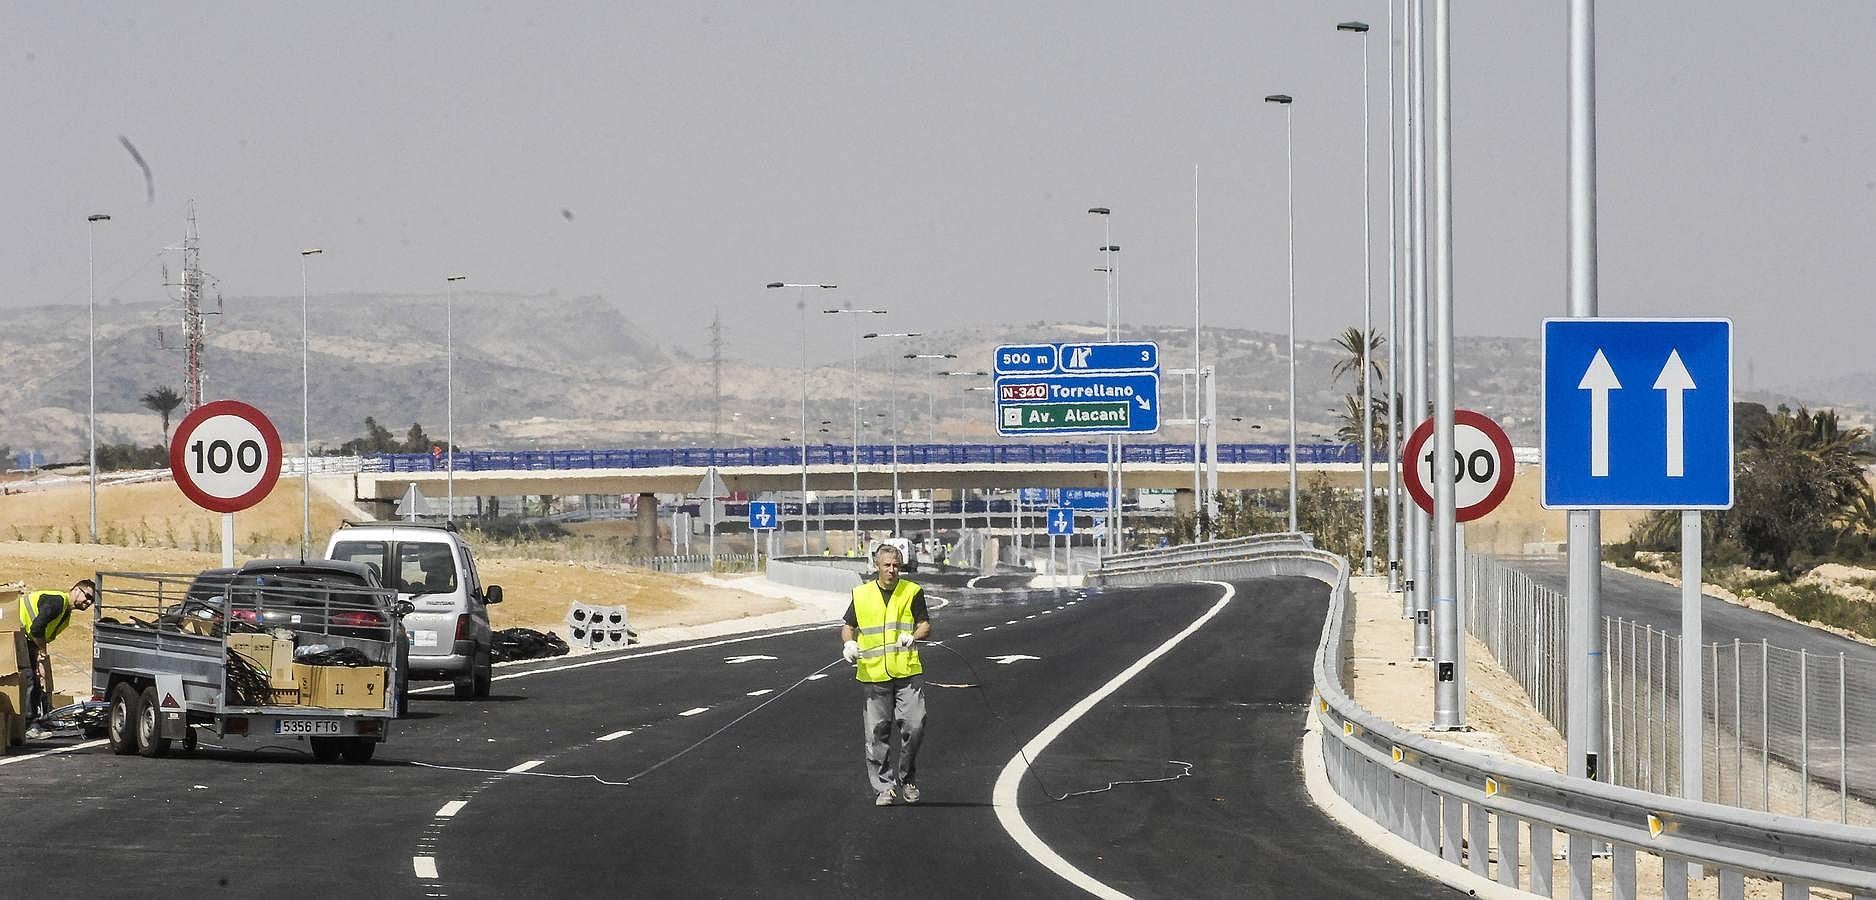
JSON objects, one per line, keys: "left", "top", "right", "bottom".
{"left": 364, "top": 442, "right": 1365, "bottom": 473}
{"left": 1095, "top": 537, "right": 1876, "bottom": 898}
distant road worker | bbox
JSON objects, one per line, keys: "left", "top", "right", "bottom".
{"left": 19, "top": 580, "right": 94, "bottom": 738}
{"left": 839, "top": 543, "right": 931, "bottom": 806}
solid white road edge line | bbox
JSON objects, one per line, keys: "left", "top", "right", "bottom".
{"left": 0, "top": 739, "right": 107, "bottom": 766}
{"left": 1298, "top": 712, "right": 1521, "bottom": 899}
{"left": 991, "top": 580, "right": 1237, "bottom": 900}
{"left": 436, "top": 800, "right": 467, "bottom": 818}
{"left": 507, "top": 760, "right": 544, "bottom": 773}
{"left": 413, "top": 857, "right": 439, "bottom": 879}
{"left": 409, "top": 622, "right": 836, "bottom": 694}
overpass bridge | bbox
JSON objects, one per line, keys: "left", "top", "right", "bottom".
{"left": 349, "top": 441, "right": 1383, "bottom": 508}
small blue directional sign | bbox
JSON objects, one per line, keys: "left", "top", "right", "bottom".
{"left": 1059, "top": 341, "right": 1158, "bottom": 373}
{"left": 1542, "top": 318, "right": 1733, "bottom": 509}
{"left": 747, "top": 501, "right": 780, "bottom": 530}
{"left": 1058, "top": 487, "right": 1110, "bottom": 510}
{"left": 1018, "top": 488, "right": 1053, "bottom": 506}
{"left": 994, "top": 344, "right": 1059, "bottom": 375}
{"left": 1046, "top": 507, "right": 1075, "bottom": 536}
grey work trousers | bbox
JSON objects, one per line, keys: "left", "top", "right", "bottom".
{"left": 860, "top": 675, "right": 926, "bottom": 793}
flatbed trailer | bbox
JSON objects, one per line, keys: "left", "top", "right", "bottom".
{"left": 90, "top": 570, "right": 403, "bottom": 763}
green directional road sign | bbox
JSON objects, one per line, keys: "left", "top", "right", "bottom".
{"left": 1001, "top": 402, "right": 1131, "bottom": 431}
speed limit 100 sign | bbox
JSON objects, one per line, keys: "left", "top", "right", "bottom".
{"left": 168, "top": 400, "right": 284, "bottom": 514}
{"left": 1401, "top": 409, "right": 1514, "bottom": 523}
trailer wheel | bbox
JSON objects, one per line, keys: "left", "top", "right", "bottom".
{"left": 136, "top": 685, "right": 170, "bottom": 758}
{"left": 310, "top": 737, "right": 343, "bottom": 763}
{"left": 180, "top": 726, "right": 199, "bottom": 754}
{"left": 107, "top": 683, "right": 141, "bottom": 756}
{"left": 340, "top": 739, "right": 377, "bottom": 764}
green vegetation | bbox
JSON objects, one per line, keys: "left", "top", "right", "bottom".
{"left": 1167, "top": 473, "right": 1384, "bottom": 562}
{"left": 139, "top": 386, "right": 184, "bottom": 451}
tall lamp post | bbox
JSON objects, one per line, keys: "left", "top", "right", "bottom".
{"left": 85, "top": 213, "right": 111, "bottom": 544}
{"left": 445, "top": 274, "right": 466, "bottom": 523}
{"left": 905, "top": 352, "right": 957, "bottom": 539}
{"left": 1338, "top": 20, "right": 1376, "bottom": 576}
{"left": 767, "top": 282, "right": 838, "bottom": 554}
{"left": 1265, "top": 93, "right": 1299, "bottom": 532}
{"left": 863, "top": 331, "right": 922, "bottom": 537}
{"left": 299, "top": 248, "right": 323, "bottom": 557}
{"left": 1087, "top": 207, "right": 1123, "bottom": 554}
{"left": 823, "top": 305, "right": 887, "bottom": 549}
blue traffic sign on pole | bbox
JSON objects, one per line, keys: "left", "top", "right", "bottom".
{"left": 1018, "top": 488, "right": 1053, "bottom": 506}
{"left": 1542, "top": 318, "right": 1733, "bottom": 509}
{"left": 747, "top": 501, "right": 780, "bottom": 530}
{"left": 995, "top": 372, "right": 1160, "bottom": 436}
{"left": 1046, "top": 507, "right": 1075, "bottom": 535}
{"left": 1058, "top": 341, "right": 1158, "bottom": 373}
{"left": 1058, "top": 488, "right": 1110, "bottom": 510}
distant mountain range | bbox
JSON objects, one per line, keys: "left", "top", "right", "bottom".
{"left": 1, "top": 294, "right": 1865, "bottom": 461}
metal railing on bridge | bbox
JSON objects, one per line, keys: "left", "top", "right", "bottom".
{"left": 363, "top": 441, "right": 1363, "bottom": 473}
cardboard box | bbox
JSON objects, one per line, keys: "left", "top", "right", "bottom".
{"left": 228, "top": 634, "right": 296, "bottom": 690}
{"left": 0, "top": 675, "right": 22, "bottom": 747}
{"left": 268, "top": 688, "right": 301, "bottom": 707}
{"left": 296, "top": 664, "right": 386, "bottom": 710}
{"left": 0, "top": 704, "right": 12, "bottom": 754}
{"left": 0, "top": 629, "right": 25, "bottom": 678}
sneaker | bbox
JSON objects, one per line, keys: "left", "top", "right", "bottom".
{"left": 874, "top": 788, "right": 895, "bottom": 807}
{"left": 23, "top": 726, "right": 50, "bottom": 741}
{"left": 900, "top": 783, "right": 921, "bottom": 804}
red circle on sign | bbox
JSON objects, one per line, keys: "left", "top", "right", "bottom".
{"left": 168, "top": 400, "right": 284, "bottom": 514}
{"left": 1401, "top": 409, "right": 1515, "bottom": 523}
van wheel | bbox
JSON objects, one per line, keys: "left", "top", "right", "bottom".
{"left": 452, "top": 672, "right": 475, "bottom": 700}
{"left": 107, "top": 683, "right": 141, "bottom": 756}
{"left": 136, "top": 685, "right": 170, "bottom": 758}
{"left": 471, "top": 649, "right": 492, "bottom": 699}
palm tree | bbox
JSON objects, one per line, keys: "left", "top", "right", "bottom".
{"left": 140, "top": 386, "right": 184, "bottom": 452}
{"left": 1330, "top": 326, "right": 1384, "bottom": 389}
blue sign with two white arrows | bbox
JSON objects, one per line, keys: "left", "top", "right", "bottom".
{"left": 747, "top": 501, "right": 780, "bottom": 530}
{"left": 1541, "top": 318, "right": 1733, "bottom": 509}
{"left": 1046, "top": 507, "right": 1075, "bottom": 536}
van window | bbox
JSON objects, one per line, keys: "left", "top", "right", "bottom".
{"left": 330, "top": 540, "right": 389, "bottom": 586}
{"left": 400, "top": 543, "right": 458, "bottom": 595}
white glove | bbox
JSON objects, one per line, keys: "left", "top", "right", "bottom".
{"left": 842, "top": 640, "right": 860, "bottom": 663}
{"left": 895, "top": 633, "right": 916, "bottom": 650}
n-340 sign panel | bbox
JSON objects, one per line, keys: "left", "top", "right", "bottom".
{"left": 994, "top": 372, "right": 1160, "bottom": 436}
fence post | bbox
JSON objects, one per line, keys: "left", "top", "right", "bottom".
{"left": 1800, "top": 647, "right": 1809, "bottom": 820}
{"left": 1761, "top": 639, "right": 1769, "bottom": 812}
{"left": 1839, "top": 651, "right": 1847, "bottom": 824}
{"left": 1733, "top": 638, "right": 1742, "bottom": 808}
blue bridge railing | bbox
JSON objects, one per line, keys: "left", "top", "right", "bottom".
{"left": 366, "top": 442, "right": 1361, "bottom": 474}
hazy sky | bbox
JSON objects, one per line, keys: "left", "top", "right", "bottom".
{"left": 8, "top": 2, "right": 1875, "bottom": 390}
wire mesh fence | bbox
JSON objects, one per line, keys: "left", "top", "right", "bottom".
{"left": 1463, "top": 554, "right": 1876, "bottom": 827}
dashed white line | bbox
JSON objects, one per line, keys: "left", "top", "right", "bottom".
{"left": 1024, "top": 615, "right": 1036, "bottom": 620}
{"left": 679, "top": 707, "right": 709, "bottom": 717}
{"left": 955, "top": 632, "right": 973, "bottom": 638}
{"left": 747, "top": 689, "right": 773, "bottom": 697}
{"left": 807, "top": 673, "right": 829, "bottom": 680}
{"left": 598, "top": 730, "right": 634, "bottom": 742}
{"left": 413, "top": 857, "right": 439, "bottom": 879}
{"left": 984, "top": 626, "right": 998, "bottom": 631}
{"left": 436, "top": 800, "right": 467, "bottom": 818}
{"left": 507, "top": 760, "right": 544, "bottom": 773}
{"left": 1005, "top": 620, "right": 1018, "bottom": 625}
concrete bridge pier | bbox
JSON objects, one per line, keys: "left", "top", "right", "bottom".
{"left": 635, "top": 492, "right": 659, "bottom": 549}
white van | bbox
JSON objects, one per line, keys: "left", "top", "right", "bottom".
{"left": 872, "top": 536, "right": 917, "bottom": 573}
{"left": 324, "top": 522, "right": 503, "bottom": 699}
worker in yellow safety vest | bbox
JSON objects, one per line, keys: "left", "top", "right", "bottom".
{"left": 839, "top": 543, "right": 931, "bottom": 806}
{"left": 19, "top": 580, "right": 95, "bottom": 737}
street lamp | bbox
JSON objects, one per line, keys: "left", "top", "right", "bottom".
{"left": 85, "top": 213, "right": 110, "bottom": 544}
{"left": 1089, "top": 206, "right": 1125, "bottom": 555}
{"left": 1265, "top": 93, "right": 1299, "bottom": 532}
{"left": 299, "top": 247, "right": 323, "bottom": 558}
{"left": 445, "top": 274, "right": 466, "bottom": 524}
{"left": 905, "top": 352, "right": 957, "bottom": 540}
{"left": 767, "top": 282, "right": 837, "bottom": 554}
{"left": 863, "top": 331, "right": 922, "bottom": 538}
{"left": 823, "top": 305, "right": 887, "bottom": 549}
{"left": 1339, "top": 20, "right": 1377, "bottom": 575}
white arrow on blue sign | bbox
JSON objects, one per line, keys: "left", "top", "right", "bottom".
{"left": 1046, "top": 507, "right": 1075, "bottom": 536}
{"left": 747, "top": 501, "right": 780, "bottom": 530}
{"left": 1541, "top": 318, "right": 1733, "bottom": 509}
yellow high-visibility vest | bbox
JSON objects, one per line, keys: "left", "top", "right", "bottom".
{"left": 850, "top": 579, "right": 922, "bottom": 683}
{"left": 21, "top": 590, "right": 74, "bottom": 644}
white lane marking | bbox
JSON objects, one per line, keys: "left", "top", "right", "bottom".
{"left": 507, "top": 760, "right": 544, "bottom": 773}
{"left": 983, "top": 625, "right": 997, "bottom": 631}
{"left": 413, "top": 857, "right": 439, "bottom": 879}
{"left": 725, "top": 655, "right": 777, "bottom": 664}
{"left": 992, "top": 580, "right": 1236, "bottom": 900}
{"left": 1041, "top": 610, "right": 1054, "bottom": 615}
{"left": 679, "top": 707, "right": 709, "bottom": 717}
{"left": 410, "top": 622, "right": 837, "bottom": 694}
{"left": 928, "top": 596, "right": 951, "bottom": 611}
{"left": 436, "top": 800, "right": 467, "bottom": 818}
{"left": 955, "top": 632, "right": 973, "bottom": 638}
{"left": 807, "top": 673, "right": 829, "bottom": 680}
{"left": 1005, "top": 620, "right": 1019, "bottom": 625}
{"left": 967, "top": 575, "right": 993, "bottom": 589}
{"left": 987, "top": 654, "right": 1040, "bottom": 665}
{"left": 747, "top": 689, "right": 774, "bottom": 697}
{"left": 1025, "top": 615, "right": 1037, "bottom": 619}
{"left": 597, "top": 730, "right": 634, "bottom": 742}
{"left": 0, "top": 739, "right": 107, "bottom": 766}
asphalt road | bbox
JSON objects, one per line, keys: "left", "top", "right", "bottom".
{"left": 2, "top": 577, "right": 1447, "bottom": 899}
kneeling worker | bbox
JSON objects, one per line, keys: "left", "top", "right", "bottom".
{"left": 20, "top": 579, "right": 94, "bottom": 739}
{"left": 840, "top": 543, "right": 931, "bottom": 806}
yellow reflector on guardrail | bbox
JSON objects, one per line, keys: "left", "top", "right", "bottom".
{"left": 1343, "top": 721, "right": 1354, "bottom": 736}
{"left": 1648, "top": 814, "right": 1664, "bottom": 838}
{"left": 1391, "top": 746, "right": 1404, "bottom": 764}
{"left": 1484, "top": 777, "right": 1499, "bottom": 797}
